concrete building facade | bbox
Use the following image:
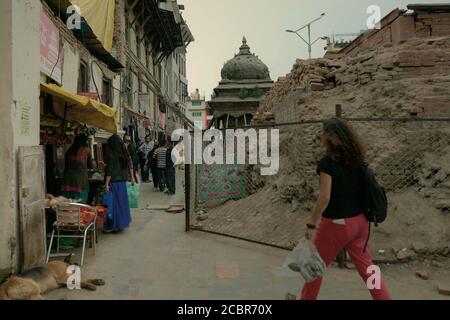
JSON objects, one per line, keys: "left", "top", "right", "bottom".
{"left": 0, "top": 0, "right": 42, "bottom": 278}
{"left": 187, "top": 89, "right": 208, "bottom": 130}
{"left": 0, "top": 0, "right": 193, "bottom": 278}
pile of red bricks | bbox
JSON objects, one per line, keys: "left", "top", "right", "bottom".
{"left": 257, "top": 34, "right": 450, "bottom": 123}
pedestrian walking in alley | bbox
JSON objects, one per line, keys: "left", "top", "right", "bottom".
{"left": 61, "top": 133, "right": 93, "bottom": 204}
{"left": 104, "top": 134, "right": 135, "bottom": 233}
{"left": 291, "top": 117, "right": 392, "bottom": 300}
{"left": 138, "top": 135, "right": 153, "bottom": 183}
{"left": 165, "top": 138, "right": 176, "bottom": 195}
{"left": 124, "top": 135, "right": 140, "bottom": 184}
{"left": 145, "top": 140, "right": 160, "bottom": 190}
{"left": 154, "top": 139, "right": 168, "bottom": 192}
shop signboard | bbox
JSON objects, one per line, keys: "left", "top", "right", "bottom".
{"left": 78, "top": 92, "right": 100, "bottom": 101}
{"left": 40, "top": 7, "right": 62, "bottom": 84}
{"left": 138, "top": 94, "right": 150, "bottom": 111}
{"left": 143, "top": 118, "right": 152, "bottom": 128}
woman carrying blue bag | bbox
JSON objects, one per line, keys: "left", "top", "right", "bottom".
{"left": 103, "top": 134, "right": 135, "bottom": 233}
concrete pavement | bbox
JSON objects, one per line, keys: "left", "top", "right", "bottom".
{"left": 44, "top": 170, "right": 450, "bottom": 300}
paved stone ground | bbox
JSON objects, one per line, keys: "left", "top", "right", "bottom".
{"left": 45, "top": 170, "right": 450, "bottom": 300}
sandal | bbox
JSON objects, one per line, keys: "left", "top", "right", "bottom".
{"left": 285, "top": 293, "right": 297, "bottom": 300}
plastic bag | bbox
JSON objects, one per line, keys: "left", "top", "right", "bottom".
{"left": 285, "top": 238, "right": 326, "bottom": 283}
{"left": 127, "top": 182, "right": 140, "bottom": 209}
{"left": 101, "top": 192, "right": 114, "bottom": 219}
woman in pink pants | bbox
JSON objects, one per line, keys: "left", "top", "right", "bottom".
{"left": 295, "top": 118, "right": 392, "bottom": 300}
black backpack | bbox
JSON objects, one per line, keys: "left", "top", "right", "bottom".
{"left": 361, "top": 165, "right": 388, "bottom": 251}
{"left": 362, "top": 165, "right": 388, "bottom": 226}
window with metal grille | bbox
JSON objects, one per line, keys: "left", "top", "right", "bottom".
{"left": 78, "top": 60, "right": 89, "bottom": 93}
{"left": 102, "top": 78, "right": 112, "bottom": 106}
{"left": 126, "top": 70, "right": 133, "bottom": 106}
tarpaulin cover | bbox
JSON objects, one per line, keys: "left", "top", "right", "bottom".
{"left": 41, "top": 83, "right": 119, "bottom": 133}
{"left": 69, "top": 0, "right": 115, "bottom": 53}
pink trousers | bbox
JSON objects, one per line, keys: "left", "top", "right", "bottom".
{"left": 300, "top": 213, "right": 392, "bottom": 300}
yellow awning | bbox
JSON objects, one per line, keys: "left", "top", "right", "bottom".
{"left": 69, "top": 0, "right": 115, "bottom": 53}
{"left": 41, "top": 83, "right": 119, "bottom": 133}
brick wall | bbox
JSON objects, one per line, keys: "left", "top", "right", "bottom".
{"left": 416, "top": 12, "right": 450, "bottom": 37}
{"left": 340, "top": 10, "right": 450, "bottom": 56}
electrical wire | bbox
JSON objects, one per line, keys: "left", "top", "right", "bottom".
{"left": 48, "top": 0, "right": 62, "bottom": 82}
{"left": 90, "top": 60, "right": 102, "bottom": 103}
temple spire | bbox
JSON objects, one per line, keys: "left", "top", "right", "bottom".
{"left": 239, "top": 36, "right": 251, "bottom": 55}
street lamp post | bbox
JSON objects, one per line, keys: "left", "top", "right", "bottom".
{"left": 286, "top": 13, "right": 326, "bottom": 59}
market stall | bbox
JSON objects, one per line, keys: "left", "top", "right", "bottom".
{"left": 40, "top": 83, "right": 119, "bottom": 203}
{"left": 40, "top": 82, "right": 118, "bottom": 250}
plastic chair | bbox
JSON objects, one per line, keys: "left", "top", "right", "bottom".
{"left": 46, "top": 203, "right": 97, "bottom": 266}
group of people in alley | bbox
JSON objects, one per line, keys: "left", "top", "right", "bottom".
{"left": 127, "top": 134, "right": 177, "bottom": 195}
{"left": 61, "top": 132, "right": 178, "bottom": 234}
{"left": 59, "top": 117, "right": 393, "bottom": 300}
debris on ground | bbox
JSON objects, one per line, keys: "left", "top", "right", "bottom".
{"left": 437, "top": 284, "right": 450, "bottom": 296}
{"left": 165, "top": 205, "right": 185, "bottom": 214}
{"left": 415, "top": 271, "right": 429, "bottom": 280}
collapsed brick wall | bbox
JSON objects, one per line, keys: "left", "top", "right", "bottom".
{"left": 257, "top": 35, "right": 450, "bottom": 122}
{"left": 197, "top": 120, "right": 450, "bottom": 253}
{"left": 196, "top": 34, "right": 450, "bottom": 254}
{"left": 253, "top": 35, "right": 450, "bottom": 213}
{"left": 335, "top": 10, "right": 450, "bottom": 57}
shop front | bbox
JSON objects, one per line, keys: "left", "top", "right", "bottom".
{"left": 123, "top": 105, "right": 156, "bottom": 142}
{"left": 39, "top": 83, "right": 119, "bottom": 251}
{"left": 40, "top": 82, "right": 119, "bottom": 199}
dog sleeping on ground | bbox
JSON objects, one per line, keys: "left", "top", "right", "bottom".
{"left": 0, "top": 255, "right": 105, "bottom": 300}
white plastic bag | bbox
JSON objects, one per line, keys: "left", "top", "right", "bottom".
{"left": 285, "top": 238, "right": 326, "bottom": 283}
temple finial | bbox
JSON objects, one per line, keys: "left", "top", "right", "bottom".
{"left": 239, "top": 36, "right": 251, "bottom": 55}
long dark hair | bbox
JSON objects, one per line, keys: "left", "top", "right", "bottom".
{"left": 108, "top": 134, "right": 130, "bottom": 169}
{"left": 322, "top": 117, "right": 367, "bottom": 171}
{"left": 66, "top": 134, "right": 88, "bottom": 159}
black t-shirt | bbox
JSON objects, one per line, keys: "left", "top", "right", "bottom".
{"left": 316, "top": 156, "right": 365, "bottom": 219}
{"left": 166, "top": 145, "right": 174, "bottom": 167}
{"left": 127, "top": 143, "right": 139, "bottom": 168}
{"left": 147, "top": 149, "right": 158, "bottom": 167}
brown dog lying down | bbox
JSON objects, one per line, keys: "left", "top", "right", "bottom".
{"left": 0, "top": 255, "right": 105, "bottom": 300}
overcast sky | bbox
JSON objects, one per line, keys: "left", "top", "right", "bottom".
{"left": 181, "top": 0, "right": 438, "bottom": 99}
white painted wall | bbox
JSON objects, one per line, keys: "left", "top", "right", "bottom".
{"left": 112, "top": 75, "right": 122, "bottom": 108}
{"left": 61, "top": 40, "right": 79, "bottom": 93}
{"left": 61, "top": 38, "right": 119, "bottom": 110}
{"left": 0, "top": 0, "right": 15, "bottom": 279}
{"left": 90, "top": 60, "right": 104, "bottom": 96}
{"left": 0, "top": 0, "right": 41, "bottom": 278}
{"left": 12, "top": 0, "right": 41, "bottom": 148}
{"left": 129, "top": 11, "right": 137, "bottom": 56}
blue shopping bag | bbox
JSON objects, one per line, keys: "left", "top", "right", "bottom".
{"left": 101, "top": 192, "right": 114, "bottom": 219}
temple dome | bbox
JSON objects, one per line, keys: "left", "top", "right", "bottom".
{"left": 221, "top": 37, "right": 271, "bottom": 81}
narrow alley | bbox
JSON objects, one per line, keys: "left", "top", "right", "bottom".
{"left": 1, "top": 1, "right": 449, "bottom": 305}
